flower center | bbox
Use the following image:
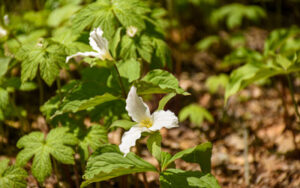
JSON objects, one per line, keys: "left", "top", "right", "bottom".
{"left": 140, "top": 118, "right": 153, "bottom": 128}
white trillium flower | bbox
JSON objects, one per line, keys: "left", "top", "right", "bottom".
{"left": 66, "top": 27, "right": 113, "bottom": 63}
{"left": 126, "top": 26, "right": 138, "bottom": 37}
{"left": 119, "top": 86, "right": 179, "bottom": 156}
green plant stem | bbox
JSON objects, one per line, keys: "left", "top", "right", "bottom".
{"left": 286, "top": 75, "right": 300, "bottom": 120}
{"left": 113, "top": 63, "right": 127, "bottom": 98}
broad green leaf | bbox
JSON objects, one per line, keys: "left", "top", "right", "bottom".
{"left": 276, "top": 55, "right": 292, "bottom": 70}
{"left": 119, "top": 34, "right": 153, "bottom": 62}
{"left": 179, "top": 104, "right": 214, "bottom": 126}
{"left": 137, "top": 69, "right": 188, "bottom": 95}
{"left": 205, "top": 74, "right": 229, "bottom": 94}
{"left": 110, "top": 119, "right": 136, "bottom": 130}
{"left": 77, "top": 93, "right": 121, "bottom": 111}
{"left": 157, "top": 93, "right": 176, "bottom": 111}
{"left": 81, "top": 145, "right": 157, "bottom": 187}
{"left": 47, "top": 4, "right": 81, "bottom": 27}
{"left": 77, "top": 124, "right": 108, "bottom": 160}
{"left": 187, "top": 174, "right": 221, "bottom": 188}
{"left": 16, "top": 40, "right": 66, "bottom": 86}
{"left": 162, "top": 142, "right": 212, "bottom": 173}
{"left": 196, "top": 36, "right": 219, "bottom": 51}
{"left": 119, "top": 35, "right": 137, "bottom": 59}
{"left": 152, "top": 38, "right": 172, "bottom": 68}
{"left": 0, "top": 164, "right": 27, "bottom": 188}
{"left": 0, "top": 159, "right": 9, "bottom": 175}
{"left": 0, "top": 57, "right": 10, "bottom": 77}
{"left": 0, "top": 88, "right": 9, "bottom": 109}
{"left": 211, "top": 3, "right": 266, "bottom": 29}
{"left": 117, "top": 59, "right": 141, "bottom": 82}
{"left": 72, "top": 0, "right": 149, "bottom": 38}
{"left": 16, "top": 127, "right": 77, "bottom": 182}
{"left": 147, "top": 132, "right": 162, "bottom": 163}
{"left": 136, "top": 34, "right": 153, "bottom": 62}
{"left": 160, "top": 168, "right": 217, "bottom": 188}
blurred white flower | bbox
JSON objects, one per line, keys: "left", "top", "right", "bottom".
{"left": 4, "top": 15, "right": 9, "bottom": 25}
{"left": 66, "top": 27, "right": 112, "bottom": 63}
{"left": 126, "top": 26, "right": 138, "bottom": 37}
{"left": 119, "top": 86, "right": 178, "bottom": 156}
{"left": 0, "top": 26, "right": 7, "bottom": 38}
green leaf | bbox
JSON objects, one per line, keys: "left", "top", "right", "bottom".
{"left": 110, "top": 27, "right": 123, "bottom": 57}
{"left": 16, "top": 40, "right": 66, "bottom": 86}
{"left": 72, "top": 0, "right": 149, "bottom": 38}
{"left": 0, "top": 159, "right": 10, "bottom": 175}
{"left": 0, "top": 88, "right": 9, "bottom": 109}
{"left": 147, "top": 132, "right": 162, "bottom": 163}
{"left": 160, "top": 168, "right": 209, "bottom": 188}
{"left": 276, "top": 55, "right": 292, "bottom": 70}
{"left": 16, "top": 127, "right": 77, "bottom": 183}
{"left": 137, "top": 69, "right": 188, "bottom": 95}
{"left": 179, "top": 104, "right": 214, "bottom": 126}
{"left": 136, "top": 34, "right": 153, "bottom": 62}
{"left": 47, "top": 4, "right": 81, "bottom": 27}
{"left": 162, "top": 142, "right": 212, "bottom": 173}
{"left": 0, "top": 57, "right": 10, "bottom": 77}
{"left": 120, "top": 35, "right": 137, "bottom": 59}
{"left": 205, "top": 74, "right": 229, "bottom": 94}
{"left": 152, "top": 38, "right": 172, "bottom": 68}
{"left": 196, "top": 36, "right": 219, "bottom": 51}
{"left": 78, "top": 124, "right": 108, "bottom": 160}
{"left": 110, "top": 119, "right": 136, "bottom": 130}
{"left": 81, "top": 145, "right": 157, "bottom": 187}
{"left": 211, "top": 3, "right": 266, "bottom": 29}
{"left": 157, "top": 93, "right": 176, "bottom": 111}
{"left": 117, "top": 59, "right": 141, "bottom": 82}
{"left": 0, "top": 164, "right": 28, "bottom": 188}
{"left": 187, "top": 174, "right": 221, "bottom": 188}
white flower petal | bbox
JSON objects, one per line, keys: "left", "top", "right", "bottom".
{"left": 89, "top": 27, "right": 109, "bottom": 55}
{"left": 119, "top": 126, "right": 147, "bottom": 156}
{"left": 149, "top": 110, "right": 178, "bottom": 131}
{"left": 126, "top": 86, "right": 151, "bottom": 122}
{"left": 65, "top": 51, "right": 100, "bottom": 63}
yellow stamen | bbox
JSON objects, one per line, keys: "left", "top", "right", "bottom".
{"left": 140, "top": 118, "right": 153, "bottom": 128}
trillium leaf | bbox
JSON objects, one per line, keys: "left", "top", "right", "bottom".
{"left": 152, "top": 38, "right": 172, "bottom": 69}
{"left": 117, "top": 59, "right": 141, "bottom": 82}
{"left": 0, "top": 159, "right": 28, "bottom": 188}
{"left": 187, "top": 174, "right": 221, "bottom": 188}
{"left": 147, "top": 131, "right": 162, "bottom": 163}
{"left": 160, "top": 168, "right": 220, "bottom": 188}
{"left": 81, "top": 145, "right": 158, "bottom": 187}
{"left": 110, "top": 119, "right": 136, "bottom": 130}
{"left": 16, "top": 127, "right": 77, "bottom": 183}
{"left": 0, "top": 57, "right": 10, "bottom": 77}
{"left": 179, "top": 104, "right": 214, "bottom": 126}
{"left": 0, "top": 88, "right": 9, "bottom": 109}
{"left": 162, "top": 142, "right": 212, "bottom": 173}
{"left": 137, "top": 69, "right": 188, "bottom": 95}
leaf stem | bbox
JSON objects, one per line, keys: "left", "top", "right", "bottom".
{"left": 286, "top": 75, "right": 300, "bottom": 120}
{"left": 113, "top": 63, "right": 127, "bottom": 98}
